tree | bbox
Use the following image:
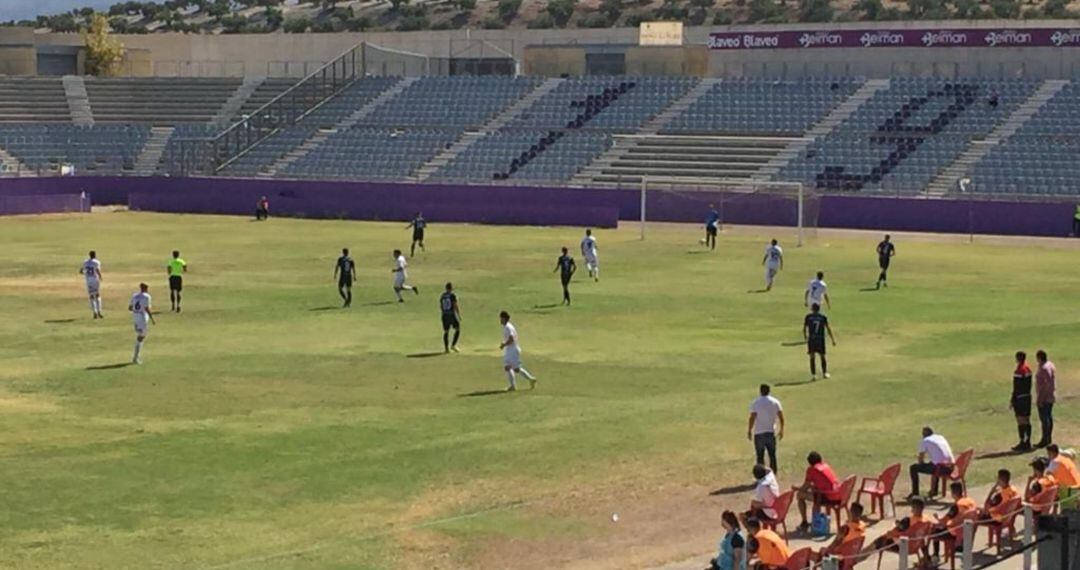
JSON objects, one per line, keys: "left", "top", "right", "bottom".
{"left": 712, "top": 8, "right": 733, "bottom": 23}
{"left": 283, "top": 16, "right": 310, "bottom": 32}
{"left": 952, "top": 0, "right": 980, "bottom": 18}
{"left": 689, "top": 0, "right": 715, "bottom": 7}
{"left": 345, "top": 15, "right": 373, "bottom": 30}
{"left": 854, "top": 0, "right": 882, "bottom": 19}
{"left": 989, "top": 0, "right": 1019, "bottom": 17}
{"left": 264, "top": 6, "right": 283, "bottom": 29}
{"left": 1042, "top": 0, "right": 1071, "bottom": 17}
{"left": 456, "top": 0, "right": 477, "bottom": 10}
{"left": 527, "top": 13, "right": 555, "bottom": 27}
{"left": 798, "top": 0, "right": 833, "bottom": 21}
{"left": 481, "top": 16, "right": 505, "bottom": 28}
{"left": 545, "top": 0, "right": 576, "bottom": 27}
{"left": 579, "top": 12, "right": 610, "bottom": 27}
{"left": 219, "top": 13, "right": 248, "bottom": 33}
{"left": 498, "top": 0, "right": 523, "bottom": 20}
{"left": 48, "top": 14, "right": 79, "bottom": 32}
{"left": 389, "top": 0, "right": 410, "bottom": 10}
{"left": 207, "top": 0, "right": 230, "bottom": 17}
{"left": 83, "top": 13, "right": 125, "bottom": 76}
{"left": 599, "top": 0, "right": 623, "bottom": 20}
{"left": 747, "top": 0, "right": 784, "bottom": 21}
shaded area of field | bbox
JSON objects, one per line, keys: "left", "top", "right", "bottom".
{"left": 1, "top": 212, "right": 1077, "bottom": 569}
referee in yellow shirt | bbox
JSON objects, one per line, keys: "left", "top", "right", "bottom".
{"left": 167, "top": 250, "right": 187, "bottom": 313}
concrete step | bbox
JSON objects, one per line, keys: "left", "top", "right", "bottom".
{"left": 62, "top": 75, "right": 93, "bottom": 126}
{"left": 212, "top": 76, "right": 266, "bottom": 126}
{"left": 133, "top": 126, "right": 175, "bottom": 175}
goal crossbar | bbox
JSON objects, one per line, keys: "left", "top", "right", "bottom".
{"left": 639, "top": 176, "right": 807, "bottom": 246}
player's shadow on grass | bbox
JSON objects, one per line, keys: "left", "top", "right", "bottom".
{"left": 747, "top": 289, "right": 770, "bottom": 294}
{"left": 361, "top": 301, "right": 396, "bottom": 307}
{"left": 774, "top": 379, "right": 816, "bottom": 387}
{"left": 976, "top": 449, "right": 1032, "bottom": 460}
{"left": 85, "top": 362, "right": 134, "bottom": 371}
{"left": 458, "top": 389, "right": 509, "bottom": 398}
{"left": 686, "top": 250, "right": 711, "bottom": 255}
{"left": 44, "top": 318, "right": 77, "bottom": 324}
{"left": 406, "top": 352, "right": 444, "bottom": 359}
{"left": 709, "top": 483, "right": 756, "bottom": 496}
{"left": 308, "top": 306, "right": 340, "bottom": 312}
{"left": 858, "top": 287, "right": 880, "bottom": 292}
{"left": 779, "top": 341, "right": 805, "bottom": 347}
{"left": 525, "top": 304, "right": 560, "bottom": 314}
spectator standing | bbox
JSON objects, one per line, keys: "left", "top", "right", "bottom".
{"left": 908, "top": 426, "right": 955, "bottom": 499}
{"left": 255, "top": 195, "right": 269, "bottom": 221}
{"left": 794, "top": 451, "right": 841, "bottom": 532}
{"left": 741, "top": 464, "right": 780, "bottom": 527}
{"left": 748, "top": 384, "right": 784, "bottom": 474}
{"left": 1035, "top": 350, "right": 1057, "bottom": 448}
{"left": 1011, "top": 351, "right": 1034, "bottom": 451}
{"left": 711, "top": 511, "right": 747, "bottom": 570}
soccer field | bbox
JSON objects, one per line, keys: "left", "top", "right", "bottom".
{"left": 2, "top": 210, "right": 1078, "bottom": 569}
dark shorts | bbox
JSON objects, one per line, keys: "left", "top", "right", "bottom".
{"left": 706, "top": 225, "right": 718, "bottom": 237}
{"left": 339, "top": 278, "right": 352, "bottom": 289}
{"left": 561, "top": 275, "right": 572, "bottom": 286}
{"left": 413, "top": 229, "right": 424, "bottom": 242}
{"left": 879, "top": 257, "right": 891, "bottom": 270}
{"left": 1013, "top": 394, "right": 1032, "bottom": 417}
{"left": 442, "top": 313, "right": 460, "bottom": 331}
{"left": 169, "top": 275, "right": 183, "bottom": 291}
{"left": 808, "top": 337, "right": 826, "bottom": 355}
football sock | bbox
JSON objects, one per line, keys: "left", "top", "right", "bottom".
{"left": 133, "top": 340, "right": 143, "bottom": 360}
{"left": 821, "top": 357, "right": 828, "bottom": 375}
{"left": 395, "top": 288, "right": 403, "bottom": 301}
{"left": 452, "top": 330, "right": 460, "bottom": 347}
{"left": 443, "top": 332, "right": 449, "bottom": 351}
{"left": 506, "top": 369, "right": 516, "bottom": 389}
{"left": 810, "top": 358, "right": 817, "bottom": 375}
{"left": 1018, "top": 425, "right": 1026, "bottom": 444}
{"left": 90, "top": 298, "right": 96, "bottom": 314}
{"left": 519, "top": 367, "right": 536, "bottom": 381}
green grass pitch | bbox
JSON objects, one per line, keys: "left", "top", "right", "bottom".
{"left": 1, "top": 211, "right": 1077, "bottom": 569}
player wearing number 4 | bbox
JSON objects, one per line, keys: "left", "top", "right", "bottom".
{"left": 80, "top": 250, "right": 104, "bottom": 319}
{"left": 129, "top": 283, "right": 156, "bottom": 364}
{"left": 803, "top": 303, "right": 836, "bottom": 381}
{"left": 761, "top": 239, "right": 783, "bottom": 291}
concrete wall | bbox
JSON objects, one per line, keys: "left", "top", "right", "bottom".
{"left": 0, "top": 28, "right": 37, "bottom": 76}
{"left": 524, "top": 46, "right": 587, "bottom": 77}
{"left": 625, "top": 45, "right": 709, "bottom": 76}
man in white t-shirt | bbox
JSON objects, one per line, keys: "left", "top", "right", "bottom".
{"left": 908, "top": 426, "right": 955, "bottom": 498}
{"left": 580, "top": 229, "right": 599, "bottom": 282}
{"left": 80, "top": 250, "right": 104, "bottom": 319}
{"left": 741, "top": 463, "right": 781, "bottom": 526}
{"left": 761, "top": 239, "right": 783, "bottom": 291}
{"left": 128, "top": 283, "right": 156, "bottom": 364}
{"left": 499, "top": 310, "right": 536, "bottom": 391}
{"left": 391, "top": 249, "right": 419, "bottom": 302}
{"left": 804, "top": 270, "right": 831, "bottom": 309}
{"left": 748, "top": 384, "right": 785, "bottom": 474}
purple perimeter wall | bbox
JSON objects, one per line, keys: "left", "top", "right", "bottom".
{"left": 0, "top": 176, "right": 1074, "bottom": 237}
{"left": 0, "top": 193, "right": 89, "bottom": 216}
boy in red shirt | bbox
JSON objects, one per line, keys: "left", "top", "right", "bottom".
{"left": 794, "top": 451, "right": 841, "bottom": 532}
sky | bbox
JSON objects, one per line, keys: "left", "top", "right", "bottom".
{"left": 1, "top": 0, "right": 115, "bottom": 21}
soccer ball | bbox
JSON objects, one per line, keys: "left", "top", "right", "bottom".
{"left": 699, "top": 238, "right": 707, "bottom": 245}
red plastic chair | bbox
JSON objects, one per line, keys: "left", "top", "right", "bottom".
{"left": 876, "top": 521, "right": 931, "bottom": 570}
{"left": 984, "top": 497, "right": 1023, "bottom": 554}
{"left": 1028, "top": 484, "right": 1060, "bottom": 516}
{"left": 931, "top": 509, "right": 980, "bottom": 570}
{"left": 825, "top": 476, "right": 858, "bottom": 534}
{"left": 833, "top": 536, "right": 865, "bottom": 570}
{"left": 858, "top": 463, "right": 901, "bottom": 519}
{"left": 783, "top": 547, "right": 812, "bottom": 570}
{"left": 932, "top": 449, "right": 974, "bottom": 496}
{"left": 762, "top": 489, "right": 795, "bottom": 542}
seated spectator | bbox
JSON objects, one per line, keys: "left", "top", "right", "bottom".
{"left": 711, "top": 510, "right": 747, "bottom": 570}
{"left": 979, "top": 469, "right": 1020, "bottom": 523}
{"left": 810, "top": 503, "right": 866, "bottom": 563}
{"left": 1025, "top": 457, "right": 1056, "bottom": 502}
{"left": 863, "top": 497, "right": 929, "bottom": 556}
{"left": 794, "top": 451, "right": 841, "bottom": 533}
{"left": 908, "top": 426, "right": 955, "bottom": 499}
{"left": 741, "top": 464, "right": 780, "bottom": 528}
{"left": 1046, "top": 444, "right": 1080, "bottom": 507}
{"left": 745, "top": 517, "right": 790, "bottom": 570}
{"left": 931, "top": 482, "right": 976, "bottom": 557}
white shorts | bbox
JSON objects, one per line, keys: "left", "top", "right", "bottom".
{"left": 765, "top": 266, "right": 779, "bottom": 280}
{"left": 393, "top": 274, "right": 406, "bottom": 288}
{"left": 85, "top": 279, "right": 100, "bottom": 295}
{"left": 133, "top": 319, "right": 148, "bottom": 336}
{"left": 809, "top": 297, "right": 824, "bottom": 307}
{"left": 585, "top": 254, "right": 598, "bottom": 267}
{"left": 503, "top": 348, "right": 521, "bottom": 368}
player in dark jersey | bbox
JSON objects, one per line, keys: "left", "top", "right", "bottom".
{"left": 440, "top": 282, "right": 461, "bottom": 353}
{"left": 333, "top": 248, "right": 356, "bottom": 308}
{"left": 406, "top": 212, "right": 427, "bottom": 257}
{"left": 554, "top": 247, "right": 577, "bottom": 306}
{"left": 704, "top": 205, "right": 720, "bottom": 250}
{"left": 876, "top": 234, "right": 895, "bottom": 289}
{"left": 1011, "top": 351, "right": 1034, "bottom": 451}
{"left": 803, "top": 303, "right": 836, "bottom": 381}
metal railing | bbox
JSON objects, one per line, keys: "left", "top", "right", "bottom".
{"left": 170, "top": 41, "right": 367, "bottom": 176}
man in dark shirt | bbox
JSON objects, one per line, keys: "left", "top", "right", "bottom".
{"left": 1012, "top": 351, "right": 1034, "bottom": 451}
{"left": 803, "top": 303, "right": 836, "bottom": 381}
{"left": 440, "top": 282, "right": 461, "bottom": 353}
{"left": 876, "top": 234, "right": 895, "bottom": 289}
{"left": 255, "top": 196, "right": 269, "bottom": 221}
{"left": 406, "top": 212, "right": 427, "bottom": 257}
{"left": 704, "top": 205, "right": 720, "bottom": 251}
{"left": 554, "top": 247, "right": 576, "bottom": 306}
{"left": 333, "top": 248, "right": 356, "bottom": 308}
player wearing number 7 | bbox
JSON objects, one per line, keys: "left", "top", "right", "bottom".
{"left": 803, "top": 303, "right": 836, "bottom": 381}
{"left": 129, "top": 283, "right": 156, "bottom": 365}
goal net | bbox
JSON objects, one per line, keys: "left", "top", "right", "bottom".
{"left": 639, "top": 177, "right": 817, "bottom": 247}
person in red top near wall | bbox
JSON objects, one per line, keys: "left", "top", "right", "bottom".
{"left": 794, "top": 451, "right": 841, "bottom": 532}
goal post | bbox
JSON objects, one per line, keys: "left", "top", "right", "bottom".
{"left": 638, "top": 176, "right": 812, "bottom": 247}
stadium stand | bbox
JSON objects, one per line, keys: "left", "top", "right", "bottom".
{"left": 0, "top": 124, "right": 149, "bottom": 175}
{"left": 84, "top": 77, "right": 243, "bottom": 125}
{"left": 0, "top": 78, "right": 70, "bottom": 123}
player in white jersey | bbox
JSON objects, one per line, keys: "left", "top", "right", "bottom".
{"left": 580, "top": 229, "right": 599, "bottom": 282}
{"left": 391, "top": 249, "right": 418, "bottom": 302}
{"left": 761, "top": 239, "right": 784, "bottom": 291}
{"left": 499, "top": 310, "right": 537, "bottom": 391}
{"left": 80, "top": 250, "right": 104, "bottom": 319}
{"left": 128, "top": 283, "right": 156, "bottom": 364}
{"left": 804, "top": 270, "right": 831, "bottom": 309}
